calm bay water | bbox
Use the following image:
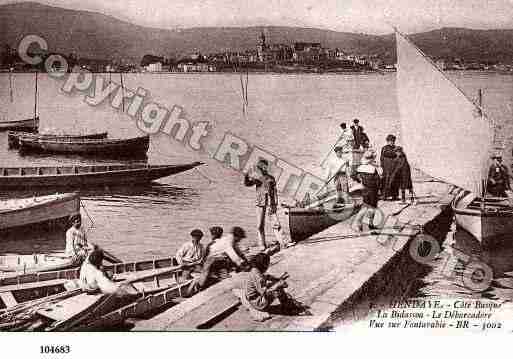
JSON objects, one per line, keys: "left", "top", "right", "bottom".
{"left": 1, "top": 71, "right": 513, "bottom": 301}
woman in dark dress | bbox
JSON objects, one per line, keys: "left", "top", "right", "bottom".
{"left": 380, "top": 134, "right": 398, "bottom": 200}
{"left": 390, "top": 147, "right": 414, "bottom": 203}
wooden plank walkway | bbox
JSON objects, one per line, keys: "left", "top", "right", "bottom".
{"left": 134, "top": 179, "right": 454, "bottom": 331}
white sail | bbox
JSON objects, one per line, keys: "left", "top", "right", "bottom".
{"left": 395, "top": 31, "right": 494, "bottom": 194}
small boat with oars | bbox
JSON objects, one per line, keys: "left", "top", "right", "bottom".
{"left": 0, "top": 192, "right": 80, "bottom": 232}
{"left": 2, "top": 262, "right": 194, "bottom": 331}
{"left": 0, "top": 117, "right": 39, "bottom": 132}
{"left": 284, "top": 192, "right": 363, "bottom": 242}
{"left": 8, "top": 131, "right": 108, "bottom": 149}
{"left": 0, "top": 162, "right": 203, "bottom": 189}
{"left": 0, "top": 256, "right": 181, "bottom": 327}
{"left": 18, "top": 134, "right": 150, "bottom": 158}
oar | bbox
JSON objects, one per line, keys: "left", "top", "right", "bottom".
{"left": 101, "top": 248, "right": 123, "bottom": 264}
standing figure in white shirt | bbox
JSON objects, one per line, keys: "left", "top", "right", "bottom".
{"left": 324, "top": 146, "right": 351, "bottom": 206}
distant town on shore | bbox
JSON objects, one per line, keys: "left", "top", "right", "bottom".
{"left": 2, "top": 31, "right": 513, "bottom": 74}
{"left": 2, "top": 2, "right": 513, "bottom": 74}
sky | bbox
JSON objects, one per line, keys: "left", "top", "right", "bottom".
{"left": 2, "top": 0, "right": 513, "bottom": 34}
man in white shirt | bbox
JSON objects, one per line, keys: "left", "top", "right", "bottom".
{"left": 324, "top": 146, "right": 351, "bottom": 206}
{"left": 175, "top": 229, "right": 205, "bottom": 265}
{"left": 79, "top": 248, "right": 119, "bottom": 295}
{"left": 175, "top": 229, "right": 205, "bottom": 280}
{"left": 188, "top": 227, "right": 248, "bottom": 295}
{"left": 65, "top": 214, "right": 93, "bottom": 262}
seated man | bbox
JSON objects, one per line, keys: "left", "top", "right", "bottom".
{"left": 175, "top": 229, "right": 205, "bottom": 279}
{"left": 488, "top": 155, "right": 511, "bottom": 197}
{"left": 65, "top": 214, "right": 93, "bottom": 263}
{"left": 243, "top": 253, "right": 288, "bottom": 314}
{"left": 188, "top": 226, "right": 248, "bottom": 295}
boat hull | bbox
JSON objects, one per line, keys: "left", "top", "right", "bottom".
{"left": 0, "top": 193, "right": 80, "bottom": 231}
{"left": 19, "top": 135, "right": 149, "bottom": 157}
{"left": 0, "top": 162, "right": 203, "bottom": 189}
{"left": 0, "top": 117, "right": 39, "bottom": 132}
{"left": 453, "top": 194, "right": 513, "bottom": 247}
{"left": 0, "top": 254, "right": 77, "bottom": 273}
{"left": 8, "top": 131, "right": 108, "bottom": 149}
{"left": 286, "top": 200, "right": 361, "bottom": 242}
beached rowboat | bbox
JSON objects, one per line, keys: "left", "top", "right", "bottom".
{"left": 0, "top": 117, "right": 39, "bottom": 132}
{"left": 0, "top": 162, "right": 203, "bottom": 189}
{"left": 19, "top": 134, "right": 149, "bottom": 157}
{"left": 0, "top": 193, "right": 80, "bottom": 231}
{"left": 8, "top": 131, "right": 108, "bottom": 149}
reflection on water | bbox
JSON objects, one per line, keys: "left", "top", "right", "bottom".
{"left": 414, "top": 224, "right": 513, "bottom": 301}
{"left": 0, "top": 183, "right": 199, "bottom": 257}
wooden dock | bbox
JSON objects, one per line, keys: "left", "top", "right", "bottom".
{"left": 134, "top": 177, "right": 455, "bottom": 331}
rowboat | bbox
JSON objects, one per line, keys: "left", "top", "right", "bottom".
{"left": 19, "top": 134, "right": 150, "bottom": 157}
{"left": 18, "top": 264, "right": 194, "bottom": 331}
{"left": 0, "top": 256, "right": 185, "bottom": 329}
{"left": 0, "top": 246, "right": 270, "bottom": 330}
{"left": 0, "top": 254, "right": 78, "bottom": 273}
{"left": 0, "top": 162, "right": 203, "bottom": 189}
{"left": 285, "top": 195, "right": 362, "bottom": 242}
{"left": 0, "top": 117, "right": 39, "bottom": 132}
{"left": 8, "top": 131, "right": 108, "bottom": 149}
{"left": 452, "top": 193, "right": 513, "bottom": 246}
{"left": 0, "top": 192, "right": 80, "bottom": 231}
{"left": 394, "top": 29, "right": 513, "bottom": 246}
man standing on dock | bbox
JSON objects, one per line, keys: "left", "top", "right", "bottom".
{"left": 324, "top": 146, "right": 350, "bottom": 206}
{"left": 353, "top": 150, "right": 382, "bottom": 231}
{"left": 381, "top": 134, "right": 399, "bottom": 200}
{"left": 351, "top": 119, "right": 365, "bottom": 150}
{"left": 244, "top": 159, "right": 291, "bottom": 250}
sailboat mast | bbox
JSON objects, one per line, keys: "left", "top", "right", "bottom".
{"left": 33, "top": 72, "right": 38, "bottom": 119}
{"left": 120, "top": 72, "right": 125, "bottom": 112}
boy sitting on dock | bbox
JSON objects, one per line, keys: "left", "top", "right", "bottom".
{"left": 236, "top": 253, "right": 305, "bottom": 321}
{"left": 175, "top": 229, "right": 205, "bottom": 280}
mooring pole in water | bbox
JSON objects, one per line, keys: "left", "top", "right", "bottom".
{"left": 9, "top": 68, "right": 14, "bottom": 103}
{"left": 34, "top": 71, "right": 38, "bottom": 119}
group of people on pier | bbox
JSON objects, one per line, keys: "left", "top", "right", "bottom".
{"left": 325, "top": 119, "right": 512, "bottom": 232}
{"left": 65, "top": 211, "right": 298, "bottom": 321}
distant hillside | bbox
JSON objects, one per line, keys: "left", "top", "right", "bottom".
{"left": 1, "top": 2, "right": 513, "bottom": 63}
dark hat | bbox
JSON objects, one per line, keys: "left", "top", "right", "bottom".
{"left": 88, "top": 248, "right": 104, "bottom": 267}
{"left": 232, "top": 226, "right": 246, "bottom": 239}
{"left": 256, "top": 159, "right": 269, "bottom": 169}
{"left": 334, "top": 146, "right": 344, "bottom": 153}
{"left": 69, "top": 214, "right": 81, "bottom": 224}
{"left": 190, "top": 229, "right": 204, "bottom": 238}
{"left": 386, "top": 134, "right": 396, "bottom": 142}
{"left": 353, "top": 118, "right": 360, "bottom": 123}
{"left": 209, "top": 226, "right": 223, "bottom": 238}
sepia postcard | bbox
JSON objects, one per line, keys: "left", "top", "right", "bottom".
{"left": 1, "top": 0, "right": 513, "bottom": 356}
